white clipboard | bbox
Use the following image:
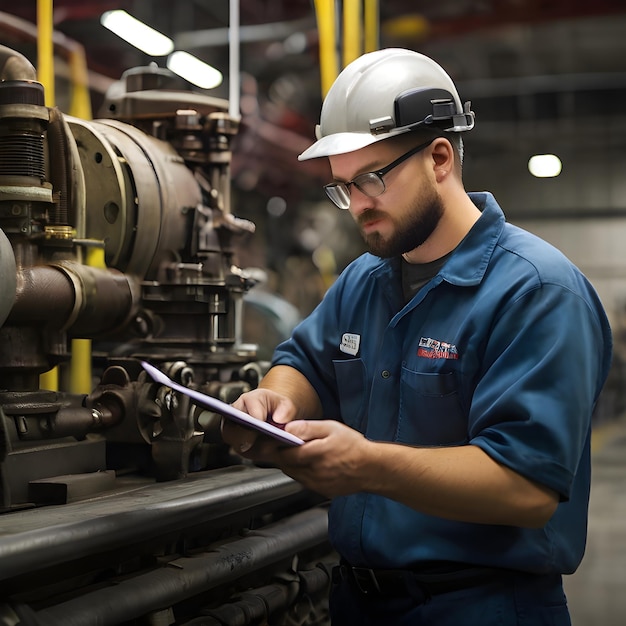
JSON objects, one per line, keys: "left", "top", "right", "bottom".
{"left": 141, "top": 361, "right": 304, "bottom": 446}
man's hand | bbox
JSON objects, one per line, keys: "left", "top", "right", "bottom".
{"left": 221, "top": 388, "right": 299, "bottom": 454}
{"left": 275, "top": 420, "right": 372, "bottom": 498}
{"left": 221, "top": 365, "right": 323, "bottom": 456}
{"left": 233, "top": 419, "right": 371, "bottom": 500}
{"left": 221, "top": 388, "right": 371, "bottom": 499}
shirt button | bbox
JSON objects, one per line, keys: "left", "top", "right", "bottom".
{"left": 381, "top": 370, "right": 390, "bottom": 379}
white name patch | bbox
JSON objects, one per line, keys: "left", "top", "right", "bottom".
{"left": 340, "top": 333, "right": 361, "bottom": 356}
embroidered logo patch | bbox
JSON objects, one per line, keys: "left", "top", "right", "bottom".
{"left": 340, "top": 333, "right": 361, "bottom": 356}
{"left": 418, "top": 337, "right": 459, "bottom": 360}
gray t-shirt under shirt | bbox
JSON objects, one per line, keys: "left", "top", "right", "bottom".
{"left": 401, "top": 252, "right": 453, "bottom": 302}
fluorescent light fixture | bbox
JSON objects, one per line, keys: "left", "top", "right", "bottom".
{"left": 167, "top": 51, "right": 223, "bottom": 89}
{"left": 101, "top": 10, "right": 174, "bottom": 56}
{"left": 528, "top": 154, "right": 562, "bottom": 178}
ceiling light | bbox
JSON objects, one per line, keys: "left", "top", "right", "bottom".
{"left": 167, "top": 51, "right": 223, "bottom": 89}
{"left": 101, "top": 10, "right": 174, "bottom": 56}
{"left": 528, "top": 154, "right": 562, "bottom": 178}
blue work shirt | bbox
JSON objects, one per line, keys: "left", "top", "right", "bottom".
{"left": 272, "top": 192, "right": 612, "bottom": 575}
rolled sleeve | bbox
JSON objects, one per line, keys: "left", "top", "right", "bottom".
{"left": 469, "top": 282, "right": 611, "bottom": 500}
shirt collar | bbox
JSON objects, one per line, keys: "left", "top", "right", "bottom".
{"left": 438, "top": 191, "right": 505, "bottom": 287}
{"left": 370, "top": 191, "right": 506, "bottom": 289}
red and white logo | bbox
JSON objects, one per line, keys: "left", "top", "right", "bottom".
{"left": 417, "top": 337, "right": 459, "bottom": 360}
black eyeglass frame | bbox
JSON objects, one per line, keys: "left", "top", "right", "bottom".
{"left": 323, "top": 137, "right": 436, "bottom": 209}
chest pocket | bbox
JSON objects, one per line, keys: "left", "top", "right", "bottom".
{"left": 398, "top": 368, "right": 468, "bottom": 446}
{"left": 332, "top": 358, "right": 367, "bottom": 429}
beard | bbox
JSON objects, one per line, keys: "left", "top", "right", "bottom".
{"left": 357, "top": 186, "right": 444, "bottom": 258}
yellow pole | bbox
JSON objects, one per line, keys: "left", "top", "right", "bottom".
{"left": 313, "top": 0, "right": 339, "bottom": 97}
{"left": 342, "top": 0, "right": 362, "bottom": 67}
{"left": 68, "top": 46, "right": 92, "bottom": 120}
{"left": 67, "top": 45, "right": 93, "bottom": 394}
{"left": 38, "top": 0, "right": 57, "bottom": 391}
{"left": 363, "top": 0, "right": 379, "bottom": 52}
{"left": 69, "top": 339, "right": 92, "bottom": 394}
{"left": 69, "top": 244, "right": 105, "bottom": 394}
{"left": 37, "top": 0, "right": 55, "bottom": 107}
{"left": 40, "top": 364, "right": 59, "bottom": 391}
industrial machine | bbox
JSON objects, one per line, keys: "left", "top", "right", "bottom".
{"left": 0, "top": 45, "right": 332, "bottom": 625}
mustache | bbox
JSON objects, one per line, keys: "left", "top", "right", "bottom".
{"left": 356, "top": 208, "right": 387, "bottom": 227}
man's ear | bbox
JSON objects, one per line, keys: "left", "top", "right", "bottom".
{"left": 431, "top": 137, "right": 455, "bottom": 182}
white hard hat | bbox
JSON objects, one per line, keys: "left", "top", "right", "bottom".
{"left": 298, "top": 48, "right": 474, "bottom": 161}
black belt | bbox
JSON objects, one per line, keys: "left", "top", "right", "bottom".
{"left": 333, "top": 560, "right": 510, "bottom": 602}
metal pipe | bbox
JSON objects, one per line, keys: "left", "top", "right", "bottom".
{"left": 7, "top": 263, "right": 137, "bottom": 336}
{"left": 9, "top": 265, "right": 76, "bottom": 327}
{"left": 0, "top": 44, "right": 37, "bottom": 81}
{"left": 35, "top": 505, "right": 329, "bottom": 626}
{"left": 10, "top": 404, "right": 119, "bottom": 441}
{"left": 0, "top": 229, "right": 16, "bottom": 328}
{"left": 174, "top": 17, "right": 314, "bottom": 49}
{"left": 0, "top": 467, "right": 303, "bottom": 580}
{"left": 229, "top": 0, "right": 240, "bottom": 122}
{"left": 198, "top": 561, "right": 334, "bottom": 625}
{"left": 0, "top": 11, "right": 113, "bottom": 94}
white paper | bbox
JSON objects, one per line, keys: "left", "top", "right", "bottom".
{"left": 141, "top": 361, "right": 304, "bottom": 446}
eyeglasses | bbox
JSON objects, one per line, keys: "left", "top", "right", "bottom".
{"left": 323, "top": 138, "right": 436, "bottom": 209}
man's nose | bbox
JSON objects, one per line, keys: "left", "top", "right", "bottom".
{"left": 347, "top": 187, "right": 372, "bottom": 216}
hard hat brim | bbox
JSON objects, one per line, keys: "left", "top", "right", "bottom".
{"left": 298, "top": 131, "right": 392, "bottom": 161}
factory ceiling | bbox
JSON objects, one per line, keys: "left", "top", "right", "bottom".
{"left": 3, "top": 1, "right": 626, "bottom": 81}
{"left": 2, "top": 1, "right": 626, "bottom": 208}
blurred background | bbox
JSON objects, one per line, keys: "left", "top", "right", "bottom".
{"left": 1, "top": 2, "right": 626, "bottom": 623}
{"left": 7, "top": 0, "right": 626, "bottom": 391}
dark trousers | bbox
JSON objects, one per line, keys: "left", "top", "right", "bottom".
{"left": 329, "top": 568, "right": 571, "bottom": 626}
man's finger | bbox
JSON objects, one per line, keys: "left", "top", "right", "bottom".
{"left": 220, "top": 418, "right": 258, "bottom": 452}
{"left": 285, "top": 419, "right": 333, "bottom": 441}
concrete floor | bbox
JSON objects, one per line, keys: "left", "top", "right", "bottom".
{"left": 564, "top": 417, "right": 626, "bottom": 626}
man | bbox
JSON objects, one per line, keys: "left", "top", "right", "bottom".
{"left": 222, "top": 48, "right": 612, "bottom": 625}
